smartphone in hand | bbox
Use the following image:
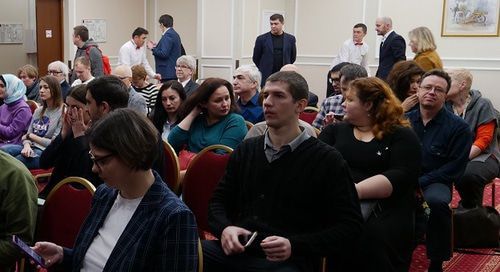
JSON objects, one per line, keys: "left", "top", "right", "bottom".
{"left": 11, "top": 235, "right": 46, "bottom": 268}
{"left": 239, "top": 231, "right": 258, "bottom": 248}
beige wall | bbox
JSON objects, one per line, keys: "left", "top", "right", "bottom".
{"left": 1, "top": 0, "right": 499, "bottom": 108}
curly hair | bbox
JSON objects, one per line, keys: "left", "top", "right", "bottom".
{"left": 350, "top": 77, "right": 410, "bottom": 140}
{"left": 386, "top": 61, "right": 424, "bottom": 102}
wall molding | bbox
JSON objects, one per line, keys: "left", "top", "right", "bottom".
{"left": 201, "top": 0, "right": 234, "bottom": 59}
{"left": 199, "top": 64, "right": 233, "bottom": 79}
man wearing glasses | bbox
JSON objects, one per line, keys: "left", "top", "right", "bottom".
{"left": 175, "top": 55, "right": 199, "bottom": 97}
{"left": 47, "top": 61, "right": 71, "bottom": 100}
{"left": 407, "top": 69, "right": 472, "bottom": 272}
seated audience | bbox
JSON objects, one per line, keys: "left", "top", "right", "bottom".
{"left": 407, "top": 70, "right": 472, "bottom": 272}
{"left": 168, "top": 77, "right": 247, "bottom": 153}
{"left": 48, "top": 60, "right": 71, "bottom": 100}
{"left": 112, "top": 64, "right": 148, "bottom": 115}
{"left": 39, "top": 84, "right": 96, "bottom": 196}
{"left": 408, "top": 27, "right": 443, "bottom": 71}
{"left": 71, "top": 57, "right": 94, "bottom": 87}
{"left": 0, "top": 74, "right": 32, "bottom": 147}
{"left": 386, "top": 60, "right": 424, "bottom": 112}
{"left": 447, "top": 69, "right": 499, "bottom": 208}
{"left": 151, "top": 80, "right": 186, "bottom": 142}
{"left": 0, "top": 150, "right": 38, "bottom": 270}
{"left": 326, "top": 62, "right": 350, "bottom": 98}
{"left": 319, "top": 77, "right": 421, "bottom": 271}
{"left": 313, "top": 64, "right": 368, "bottom": 129}
{"left": 17, "top": 64, "right": 41, "bottom": 103}
{"left": 176, "top": 55, "right": 199, "bottom": 97}
{"left": 203, "top": 71, "right": 362, "bottom": 272}
{"left": 233, "top": 65, "right": 264, "bottom": 124}
{"left": 33, "top": 109, "right": 198, "bottom": 271}
{"left": 280, "top": 64, "right": 318, "bottom": 107}
{"left": 1, "top": 76, "right": 63, "bottom": 169}
{"left": 131, "top": 64, "right": 159, "bottom": 115}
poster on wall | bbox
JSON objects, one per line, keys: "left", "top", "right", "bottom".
{"left": 0, "top": 23, "right": 23, "bottom": 43}
{"left": 441, "top": 0, "right": 500, "bottom": 36}
{"left": 82, "top": 19, "right": 107, "bottom": 42}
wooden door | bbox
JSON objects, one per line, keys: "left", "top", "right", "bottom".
{"left": 36, "top": 0, "right": 63, "bottom": 76}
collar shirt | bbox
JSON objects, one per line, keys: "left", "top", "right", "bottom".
{"left": 117, "top": 40, "right": 156, "bottom": 78}
{"left": 406, "top": 107, "right": 472, "bottom": 188}
{"left": 264, "top": 127, "right": 311, "bottom": 163}
{"left": 331, "top": 39, "right": 370, "bottom": 74}
{"left": 237, "top": 91, "right": 264, "bottom": 124}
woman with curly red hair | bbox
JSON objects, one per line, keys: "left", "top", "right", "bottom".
{"left": 319, "top": 77, "right": 421, "bottom": 271}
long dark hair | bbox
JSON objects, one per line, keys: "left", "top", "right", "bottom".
{"left": 151, "top": 80, "right": 186, "bottom": 133}
{"left": 177, "top": 78, "right": 238, "bottom": 121}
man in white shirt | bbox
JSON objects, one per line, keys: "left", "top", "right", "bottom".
{"left": 118, "top": 27, "right": 161, "bottom": 81}
{"left": 71, "top": 57, "right": 95, "bottom": 87}
{"left": 331, "top": 23, "right": 369, "bottom": 73}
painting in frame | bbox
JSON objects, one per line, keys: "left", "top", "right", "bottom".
{"left": 441, "top": 0, "right": 500, "bottom": 37}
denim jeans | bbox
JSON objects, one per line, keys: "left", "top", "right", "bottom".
{"left": 0, "top": 144, "right": 43, "bottom": 169}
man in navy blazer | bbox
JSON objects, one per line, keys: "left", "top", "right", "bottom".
{"left": 148, "top": 14, "right": 182, "bottom": 82}
{"left": 375, "top": 17, "right": 406, "bottom": 80}
{"left": 253, "top": 14, "right": 297, "bottom": 87}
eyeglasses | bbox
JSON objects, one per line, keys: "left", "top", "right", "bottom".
{"left": 88, "top": 150, "right": 114, "bottom": 171}
{"left": 48, "top": 70, "right": 63, "bottom": 75}
{"left": 175, "top": 65, "right": 190, "bottom": 70}
{"left": 329, "top": 77, "right": 340, "bottom": 84}
{"left": 420, "top": 84, "right": 446, "bottom": 94}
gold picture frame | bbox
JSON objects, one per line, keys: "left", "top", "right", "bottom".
{"left": 441, "top": 0, "right": 500, "bottom": 37}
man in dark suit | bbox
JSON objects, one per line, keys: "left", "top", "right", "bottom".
{"left": 148, "top": 14, "right": 182, "bottom": 82}
{"left": 252, "top": 13, "right": 297, "bottom": 87}
{"left": 375, "top": 17, "right": 406, "bottom": 80}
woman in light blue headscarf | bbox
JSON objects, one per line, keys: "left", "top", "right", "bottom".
{"left": 0, "top": 74, "right": 32, "bottom": 147}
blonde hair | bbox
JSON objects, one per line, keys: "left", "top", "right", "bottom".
{"left": 449, "top": 69, "right": 473, "bottom": 91}
{"left": 409, "top": 26, "right": 437, "bottom": 53}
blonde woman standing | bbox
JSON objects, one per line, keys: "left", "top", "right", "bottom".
{"left": 409, "top": 27, "right": 443, "bottom": 71}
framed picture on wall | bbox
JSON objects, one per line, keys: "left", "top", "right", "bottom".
{"left": 441, "top": 0, "right": 500, "bottom": 36}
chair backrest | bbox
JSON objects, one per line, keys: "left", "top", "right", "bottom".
{"left": 299, "top": 107, "right": 319, "bottom": 125}
{"left": 37, "top": 177, "right": 96, "bottom": 248}
{"left": 26, "top": 100, "right": 39, "bottom": 114}
{"left": 244, "top": 120, "right": 254, "bottom": 130}
{"left": 182, "top": 144, "right": 233, "bottom": 233}
{"left": 162, "top": 140, "right": 181, "bottom": 195}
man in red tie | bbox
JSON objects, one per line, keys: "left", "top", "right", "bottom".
{"left": 331, "top": 23, "right": 370, "bottom": 74}
{"left": 118, "top": 27, "right": 161, "bottom": 81}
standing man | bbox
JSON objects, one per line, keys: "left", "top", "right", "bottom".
{"left": 407, "top": 70, "right": 472, "bottom": 272}
{"left": 375, "top": 17, "right": 406, "bottom": 80}
{"left": 70, "top": 25, "right": 104, "bottom": 84}
{"left": 232, "top": 65, "right": 263, "bottom": 124}
{"left": 331, "top": 23, "right": 370, "bottom": 73}
{"left": 118, "top": 27, "right": 161, "bottom": 81}
{"left": 147, "top": 14, "right": 182, "bottom": 82}
{"left": 253, "top": 14, "right": 297, "bottom": 87}
{"left": 0, "top": 150, "right": 38, "bottom": 271}
{"left": 203, "top": 71, "right": 362, "bottom": 271}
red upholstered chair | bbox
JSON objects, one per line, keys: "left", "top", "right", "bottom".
{"left": 37, "top": 177, "right": 96, "bottom": 248}
{"left": 299, "top": 106, "right": 319, "bottom": 125}
{"left": 182, "top": 144, "right": 233, "bottom": 239}
{"left": 26, "top": 100, "right": 39, "bottom": 114}
{"left": 162, "top": 140, "right": 181, "bottom": 195}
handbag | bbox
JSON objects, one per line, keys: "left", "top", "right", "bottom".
{"left": 453, "top": 206, "right": 500, "bottom": 248}
{"left": 178, "top": 149, "right": 197, "bottom": 170}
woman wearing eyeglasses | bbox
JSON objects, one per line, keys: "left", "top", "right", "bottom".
{"left": 47, "top": 61, "right": 71, "bottom": 100}
{"left": 1, "top": 75, "right": 63, "bottom": 169}
{"left": 319, "top": 77, "right": 421, "bottom": 271}
{"left": 33, "top": 108, "right": 199, "bottom": 271}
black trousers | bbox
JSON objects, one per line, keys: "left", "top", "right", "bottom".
{"left": 455, "top": 156, "right": 499, "bottom": 208}
{"left": 202, "top": 240, "right": 303, "bottom": 272}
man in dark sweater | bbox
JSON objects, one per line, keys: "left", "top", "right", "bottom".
{"left": 203, "top": 71, "right": 363, "bottom": 271}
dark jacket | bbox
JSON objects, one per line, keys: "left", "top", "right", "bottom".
{"left": 70, "top": 39, "right": 104, "bottom": 84}
{"left": 376, "top": 31, "right": 406, "bottom": 80}
{"left": 152, "top": 28, "right": 182, "bottom": 81}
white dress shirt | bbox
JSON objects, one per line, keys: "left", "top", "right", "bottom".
{"left": 331, "top": 39, "right": 370, "bottom": 74}
{"left": 118, "top": 40, "right": 156, "bottom": 78}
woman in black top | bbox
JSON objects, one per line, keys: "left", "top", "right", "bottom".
{"left": 319, "top": 77, "right": 421, "bottom": 271}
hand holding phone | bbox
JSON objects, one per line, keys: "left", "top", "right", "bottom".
{"left": 11, "top": 235, "right": 46, "bottom": 268}
{"left": 239, "top": 231, "right": 258, "bottom": 248}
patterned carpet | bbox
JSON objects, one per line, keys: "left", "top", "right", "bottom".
{"left": 409, "top": 179, "right": 500, "bottom": 272}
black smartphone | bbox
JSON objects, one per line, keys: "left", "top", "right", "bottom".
{"left": 11, "top": 235, "right": 46, "bottom": 268}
